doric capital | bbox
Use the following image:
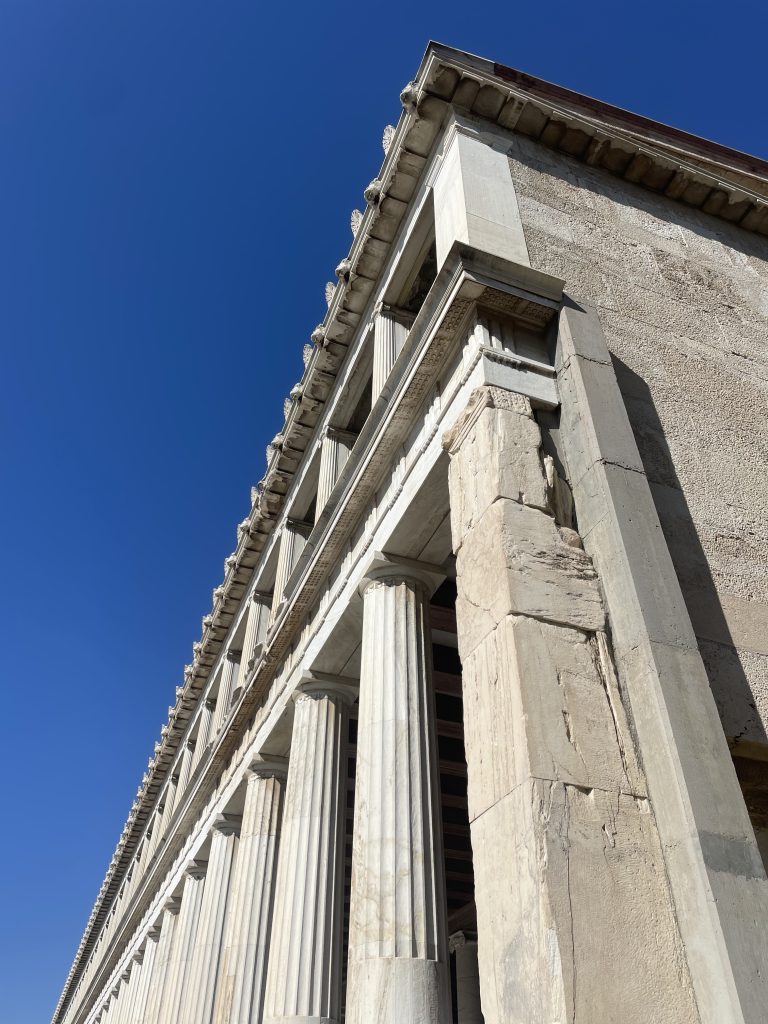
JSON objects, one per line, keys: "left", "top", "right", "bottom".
{"left": 212, "top": 813, "right": 242, "bottom": 838}
{"left": 247, "top": 754, "right": 289, "bottom": 780}
{"left": 294, "top": 671, "right": 358, "bottom": 706}
{"left": 359, "top": 550, "right": 445, "bottom": 598}
{"left": 163, "top": 895, "right": 182, "bottom": 915}
{"left": 185, "top": 859, "right": 208, "bottom": 881}
{"left": 448, "top": 930, "right": 478, "bottom": 953}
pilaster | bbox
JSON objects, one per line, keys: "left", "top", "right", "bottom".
{"left": 346, "top": 559, "right": 450, "bottom": 1024}
{"left": 263, "top": 680, "right": 353, "bottom": 1024}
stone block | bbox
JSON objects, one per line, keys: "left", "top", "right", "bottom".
{"left": 446, "top": 401, "right": 547, "bottom": 541}
{"left": 455, "top": 499, "right": 604, "bottom": 656}
{"left": 461, "top": 615, "right": 644, "bottom": 821}
{"left": 470, "top": 779, "right": 698, "bottom": 1024}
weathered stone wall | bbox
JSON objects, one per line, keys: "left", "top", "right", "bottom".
{"left": 508, "top": 136, "right": 768, "bottom": 748}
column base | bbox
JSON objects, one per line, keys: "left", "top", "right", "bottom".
{"left": 346, "top": 957, "right": 450, "bottom": 1024}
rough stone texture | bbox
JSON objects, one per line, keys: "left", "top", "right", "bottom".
{"left": 508, "top": 135, "right": 768, "bottom": 746}
{"left": 446, "top": 391, "right": 698, "bottom": 1024}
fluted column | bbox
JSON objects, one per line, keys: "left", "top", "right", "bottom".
{"left": 158, "top": 776, "right": 179, "bottom": 838}
{"left": 134, "top": 928, "right": 160, "bottom": 1024}
{"left": 175, "top": 738, "right": 196, "bottom": 798}
{"left": 159, "top": 862, "right": 207, "bottom": 1022}
{"left": 211, "top": 651, "right": 241, "bottom": 737}
{"left": 184, "top": 815, "right": 241, "bottom": 1024}
{"left": 214, "top": 758, "right": 287, "bottom": 1024}
{"left": 239, "top": 591, "right": 272, "bottom": 683}
{"left": 111, "top": 971, "right": 130, "bottom": 1024}
{"left": 144, "top": 901, "right": 180, "bottom": 1024}
{"left": 449, "top": 933, "right": 483, "bottom": 1024}
{"left": 119, "top": 954, "right": 143, "bottom": 1024}
{"left": 271, "top": 519, "right": 312, "bottom": 618}
{"left": 263, "top": 680, "right": 354, "bottom": 1024}
{"left": 372, "top": 306, "right": 412, "bottom": 401}
{"left": 346, "top": 561, "right": 450, "bottom": 1024}
{"left": 192, "top": 698, "right": 217, "bottom": 771}
{"left": 315, "top": 427, "right": 357, "bottom": 521}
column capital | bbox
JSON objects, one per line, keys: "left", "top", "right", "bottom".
{"left": 448, "top": 930, "right": 478, "bottom": 953}
{"left": 164, "top": 896, "right": 182, "bottom": 915}
{"left": 147, "top": 922, "right": 163, "bottom": 940}
{"left": 184, "top": 859, "right": 208, "bottom": 881}
{"left": 132, "top": 948, "right": 145, "bottom": 965}
{"left": 294, "top": 671, "right": 358, "bottom": 706}
{"left": 322, "top": 423, "right": 358, "bottom": 445}
{"left": 212, "top": 812, "right": 242, "bottom": 837}
{"left": 246, "top": 754, "right": 289, "bottom": 780}
{"left": 359, "top": 550, "right": 445, "bottom": 597}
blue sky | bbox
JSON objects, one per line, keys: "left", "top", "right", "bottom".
{"left": 2, "top": 1, "right": 767, "bottom": 1020}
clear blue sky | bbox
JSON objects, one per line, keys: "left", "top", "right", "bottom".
{"left": 2, "top": 1, "right": 767, "bottom": 1020}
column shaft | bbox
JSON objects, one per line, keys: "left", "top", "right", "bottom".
{"left": 134, "top": 931, "right": 160, "bottom": 1024}
{"left": 263, "top": 686, "right": 350, "bottom": 1023}
{"left": 372, "top": 308, "right": 411, "bottom": 401}
{"left": 211, "top": 652, "right": 241, "bottom": 737}
{"left": 158, "top": 865, "right": 207, "bottom": 1022}
{"left": 143, "top": 904, "right": 179, "bottom": 1024}
{"left": 239, "top": 592, "right": 271, "bottom": 684}
{"left": 315, "top": 428, "right": 356, "bottom": 521}
{"left": 271, "top": 520, "right": 312, "bottom": 618}
{"left": 192, "top": 698, "right": 217, "bottom": 772}
{"left": 184, "top": 817, "right": 240, "bottom": 1024}
{"left": 346, "top": 568, "right": 450, "bottom": 1024}
{"left": 213, "top": 761, "right": 286, "bottom": 1024}
{"left": 449, "top": 933, "right": 483, "bottom": 1024}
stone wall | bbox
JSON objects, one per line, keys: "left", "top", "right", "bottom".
{"left": 508, "top": 136, "right": 768, "bottom": 749}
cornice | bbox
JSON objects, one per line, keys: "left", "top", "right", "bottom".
{"left": 53, "top": 42, "right": 768, "bottom": 1024}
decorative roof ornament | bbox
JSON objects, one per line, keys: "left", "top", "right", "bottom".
{"left": 212, "top": 585, "right": 225, "bottom": 602}
{"left": 289, "top": 383, "right": 304, "bottom": 402}
{"left": 192, "top": 641, "right": 202, "bottom": 656}
{"left": 237, "top": 519, "right": 250, "bottom": 538}
{"left": 250, "top": 484, "right": 261, "bottom": 506}
{"left": 335, "top": 257, "right": 352, "bottom": 281}
{"left": 364, "top": 178, "right": 382, "bottom": 205}
{"left": 225, "top": 553, "right": 238, "bottom": 572}
{"left": 202, "top": 614, "right": 213, "bottom": 630}
{"left": 400, "top": 80, "right": 419, "bottom": 112}
{"left": 350, "top": 209, "right": 363, "bottom": 236}
{"left": 175, "top": 685, "right": 184, "bottom": 699}
{"left": 311, "top": 324, "right": 326, "bottom": 347}
{"left": 302, "top": 343, "right": 313, "bottom": 367}
{"left": 382, "top": 124, "right": 396, "bottom": 154}
{"left": 283, "top": 397, "right": 292, "bottom": 418}
{"left": 325, "top": 281, "right": 335, "bottom": 306}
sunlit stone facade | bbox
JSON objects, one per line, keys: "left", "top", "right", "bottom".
{"left": 54, "top": 43, "right": 768, "bottom": 1024}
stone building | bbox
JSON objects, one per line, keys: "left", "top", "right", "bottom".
{"left": 53, "top": 42, "right": 768, "bottom": 1024}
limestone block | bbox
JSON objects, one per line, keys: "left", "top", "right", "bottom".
{"left": 445, "top": 398, "right": 548, "bottom": 540}
{"left": 455, "top": 500, "right": 604, "bottom": 656}
{"left": 471, "top": 779, "right": 699, "bottom": 1024}
{"left": 461, "top": 616, "right": 644, "bottom": 820}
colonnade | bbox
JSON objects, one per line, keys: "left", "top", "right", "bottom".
{"left": 91, "top": 557, "right": 479, "bottom": 1024}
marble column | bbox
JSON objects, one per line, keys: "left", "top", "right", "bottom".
{"left": 158, "top": 862, "right": 207, "bottom": 1022}
{"left": 158, "top": 776, "right": 179, "bottom": 839}
{"left": 120, "top": 954, "right": 144, "bottom": 1024}
{"left": 214, "top": 758, "right": 287, "bottom": 1024}
{"left": 143, "top": 899, "right": 180, "bottom": 1024}
{"left": 211, "top": 651, "right": 241, "bottom": 737}
{"left": 263, "top": 680, "right": 353, "bottom": 1024}
{"left": 372, "top": 307, "right": 412, "bottom": 402}
{"left": 112, "top": 971, "right": 130, "bottom": 1024}
{"left": 239, "top": 591, "right": 271, "bottom": 683}
{"left": 271, "top": 518, "right": 312, "bottom": 619}
{"left": 184, "top": 815, "right": 241, "bottom": 1024}
{"left": 192, "top": 698, "right": 217, "bottom": 771}
{"left": 134, "top": 927, "right": 160, "bottom": 1024}
{"left": 315, "top": 427, "right": 357, "bottom": 521}
{"left": 346, "top": 562, "right": 450, "bottom": 1024}
{"left": 449, "top": 933, "right": 483, "bottom": 1024}
{"left": 175, "top": 738, "right": 197, "bottom": 798}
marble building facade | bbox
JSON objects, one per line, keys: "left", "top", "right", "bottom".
{"left": 53, "top": 43, "right": 768, "bottom": 1024}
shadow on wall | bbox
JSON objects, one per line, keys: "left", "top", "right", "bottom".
{"left": 611, "top": 355, "right": 766, "bottom": 755}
